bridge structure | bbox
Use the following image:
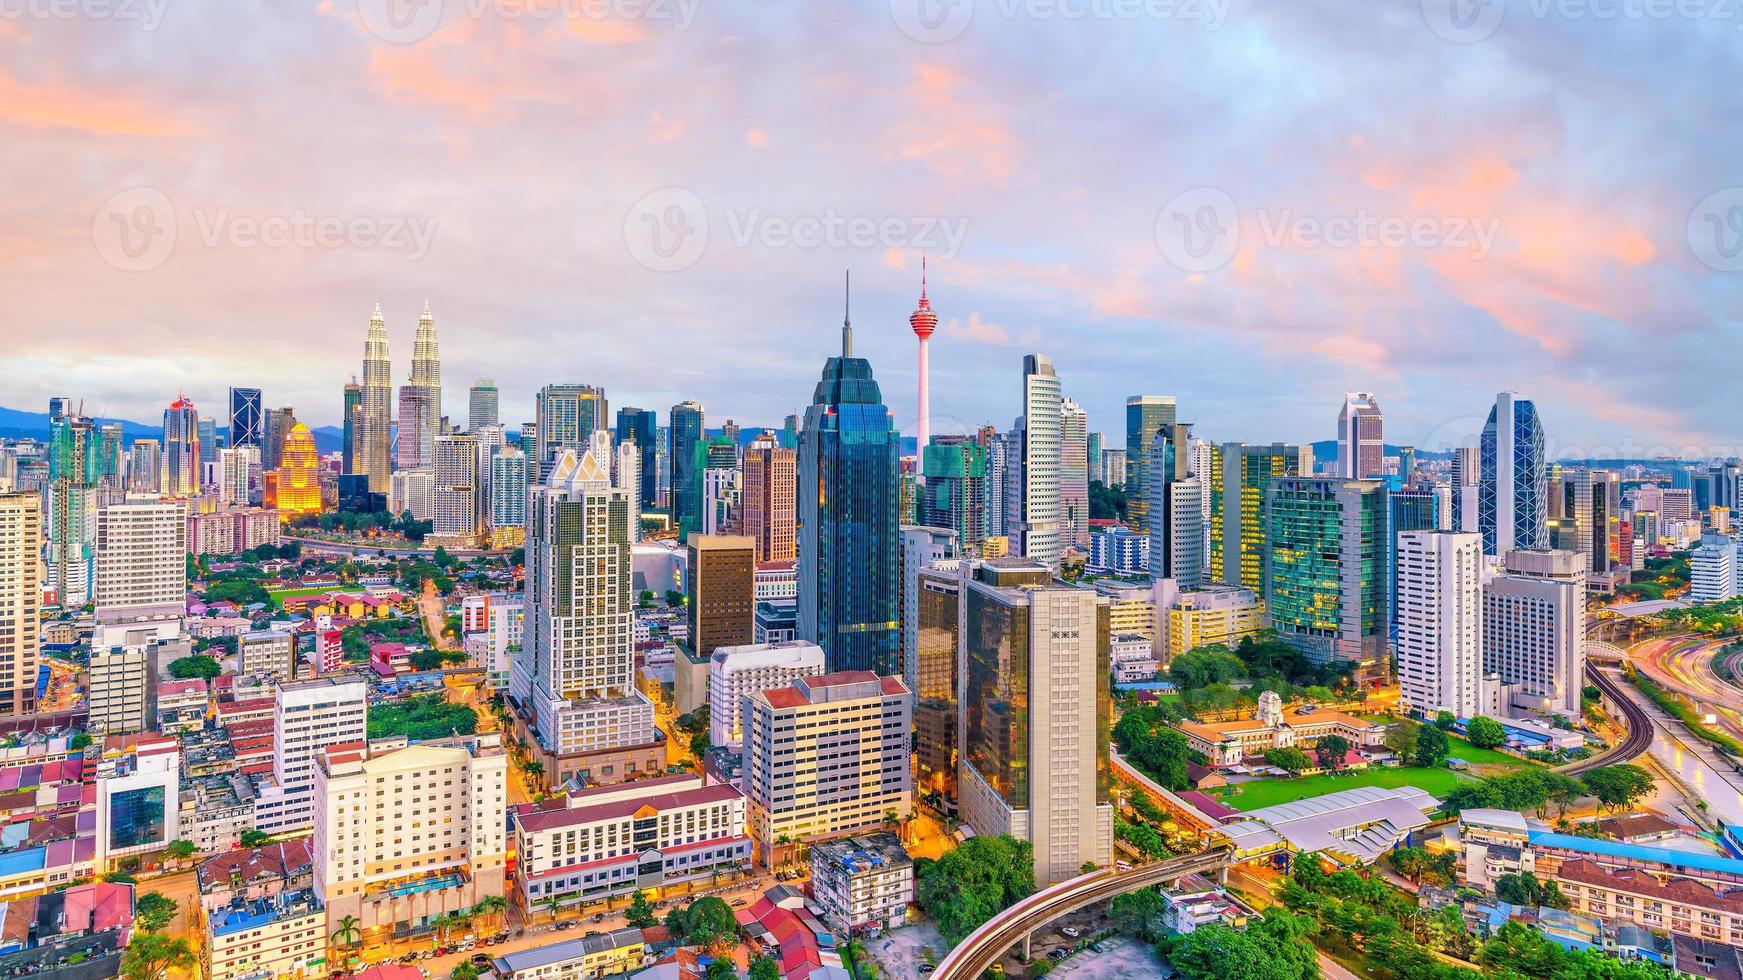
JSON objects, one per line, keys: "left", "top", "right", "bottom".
{"left": 931, "top": 846, "right": 1234, "bottom": 980}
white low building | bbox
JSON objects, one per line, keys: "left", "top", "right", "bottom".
{"left": 707, "top": 640, "right": 825, "bottom": 748}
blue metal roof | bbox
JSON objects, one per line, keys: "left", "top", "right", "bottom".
{"left": 1529, "top": 831, "right": 1743, "bottom": 877}
{"left": 0, "top": 847, "right": 46, "bottom": 877}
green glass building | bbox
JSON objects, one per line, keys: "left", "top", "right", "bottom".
{"left": 1264, "top": 475, "right": 1389, "bottom": 680}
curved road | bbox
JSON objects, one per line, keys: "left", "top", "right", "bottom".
{"left": 1631, "top": 634, "right": 1743, "bottom": 742}
{"left": 932, "top": 848, "right": 1233, "bottom": 980}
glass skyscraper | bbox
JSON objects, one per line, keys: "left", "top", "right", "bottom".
{"left": 1124, "top": 395, "right": 1176, "bottom": 534}
{"left": 1479, "top": 392, "right": 1548, "bottom": 556}
{"left": 669, "top": 400, "right": 705, "bottom": 539}
{"left": 798, "top": 297, "right": 902, "bottom": 675}
{"left": 615, "top": 407, "right": 660, "bottom": 508}
{"left": 1265, "top": 475, "right": 1388, "bottom": 679}
{"left": 228, "top": 387, "right": 264, "bottom": 448}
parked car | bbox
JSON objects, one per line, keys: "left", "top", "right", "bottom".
{"left": 731, "top": 899, "right": 748, "bottom": 908}
{"left": 1049, "top": 948, "right": 1070, "bottom": 961}
{"left": 471, "top": 954, "right": 491, "bottom": 966}
{"left": 918, "top": 965, "right": 937, "bottom": 975}
{"left": 1061, "top": 927, "right": 1083, "bottom": 939}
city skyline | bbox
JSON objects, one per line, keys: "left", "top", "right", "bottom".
{"left": 5, "top": 6, "right": 1736, "bottom": 455}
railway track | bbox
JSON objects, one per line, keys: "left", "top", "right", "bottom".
{"left": 1561, "top": 664, "right": 1653, "bottom": 776}
{"left": 932, "top": 847, "right": 1234, "bottom": 980}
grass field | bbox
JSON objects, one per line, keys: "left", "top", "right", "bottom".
{"left": 1217, "top": 766, "right": 1468, "bottom": 811}
{"left": 266, "top": 586, "right": 340, "bottom": 600}
{"left": 1445, "top": 735, "right": 1537, "bottom": 772}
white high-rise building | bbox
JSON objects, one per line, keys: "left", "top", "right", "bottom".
{"left": 1483, "top": 549, "right": 1585, "bottom": 718}
{"left": 708, "top": 640, "right": 826, "bottom": 747}
{"left": 489, "top": 448, "right": 528, "bottom": 530}
{"left": 256, "top": 674, "right": 369, "bottom": 835}
{"left": 1396, "top": 531, "right": 1486, "bottom": 719}
{"left": 0, "top": 495, "right": 41, "bottom": 716}
{"left": 1059, "top": 398, "right": 1089, "bottom": 550}
{"left": 431, "top": 434, "right": 484, "bottom": 546}
{"left": 93, "top": 499, "right": 187, "bottom": 648}
{"left": 1019, "top": 355, "right": 1062, "bottom": 568}
{"left": 313, "top": 732, "right": 507, "bottom": 933}
{"left": 389, "top": 469, "right": 435, "bottom": 522}
{"left": 1691, "top": 533, "right": 1738, "bottom": 604}
{"left": 742, "top": 671, "right": 912, "bottom": 865}
{"left": 219, "top": 446, "right": 258, "bottom": 506}
{"left": 1337, "top": 392, "right": 1384, "bottom": 479}
{"left": 615, "top": 442, "right": 641, "bottom": 542}
{"left": 514, "top": 447, "right": 660, "bottom": 788}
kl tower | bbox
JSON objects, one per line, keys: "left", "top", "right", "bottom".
{"left": 909, "top": 257, "right": 938, "bottom": 480}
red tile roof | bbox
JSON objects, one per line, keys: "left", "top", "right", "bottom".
{"left": 518, "top": 784, "right": 745, "bottom": 834}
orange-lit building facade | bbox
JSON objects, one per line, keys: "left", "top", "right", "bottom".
{"left": 264, "top": 423, "right": 323, "bottom": 520}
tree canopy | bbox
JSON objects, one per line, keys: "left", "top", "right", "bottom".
{"left": 168, "top": 655, "right": 222, "bottom": 680}
{"left": 1465, "top": 716, "right": 1508, "bottom": 749}
{"left": 915, "top": 834, "right": 1036, "bottom": 944}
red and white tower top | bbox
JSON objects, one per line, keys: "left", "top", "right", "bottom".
{"left": 909, "top": 257, "right": 938, "bottom": 339}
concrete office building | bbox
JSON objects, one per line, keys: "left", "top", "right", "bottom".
{"left": 688, "top": 535, "right": 756, "bottom": 660}
{"left": 958, "top": 559, "right": 1113, "bottom": 886}
{"left": 1018, "top": 355, "right": 1063, "bottom": 568}
{"left": 1336, "top": 392, "right": 1384, "bottom": 479}
{"left": 1483, "top": 549, "right": 1586, "bottom": 718}
{"left": 1395, "top": 531, "right": 1487, "bottom": 720}
{"left": 239, "top": 630, "right": 296, "bottom": 682}
{"left": 430, "top": 434, "right": 485, "bottom": 548}
{"left": 741, "top": 431, "right": 797, "bottom": 564}
{"left": 0, "top": 495, "right": 41, "bottom": 716}
{"left": 742, "top": 672, "right": 912, "bottom": 866}
{"left": 389, "top": 469, "right": 435, "bottom": 522}
{"left": 707, "top": 640, "right": 825, "bottom": 748}
{"left": 93, "top": 499, "right": 187, "bottom": 648}
{"left": 1162, "top": 585, "right": 1264, "bottom": 660}
{"left": 1691, "top": 534, "right": 1738, "bottom": 604}
{"left": 469, "top": 379, "right": 499, "bottom": 432}
{"left": 1059, "top": 398, "right": 1090, "bottom": 549}
{"left": 312, "top": 732, "right": 508, "bottom": 937}
{"left": 87, "top": 642, "right": 161, "bottom": 735}
{"left": 255, "top": 674, "right": 369, "bottom": 835}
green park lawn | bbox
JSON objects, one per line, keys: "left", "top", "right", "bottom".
{"left": 266, "top": 585, "right": 342, "bottom": 600}
{"left": 1218, "top": 765, "right": 1468, "bottom": 812}
{"left": 1445, "top": 735, "right": 1537, "bottom": 772}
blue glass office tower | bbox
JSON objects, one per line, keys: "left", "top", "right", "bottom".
{"left": 669, "top": 401, "right": 705, "bottom": 540}
{"left": 616, "top": 407, "right": 660, "bottom": 509}
{"left": 1479, "top": 392, "right": 1547, "bottom": 556}
{"left": 798, "top": 281, "right": 902, "bottom": 675}
{"left": 228, "top": 387, "right": 264, "bottom": 447}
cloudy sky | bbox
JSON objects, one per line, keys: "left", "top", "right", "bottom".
{"left": 3, "top": 0, "right": 1740, "bottom": 460}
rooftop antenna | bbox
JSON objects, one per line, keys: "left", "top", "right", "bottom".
{"left": 842, "top": 270, "right": 852, "bottom": 358}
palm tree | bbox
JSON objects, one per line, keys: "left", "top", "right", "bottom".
{"left": 775, "top": 833, "right": 794, "bottom": 870}
{"left": 542, "top": 894, "right": 563, "bottom": 923}
{"left": 474, "top": 895, "right": 507, "bottom": 932}
{"left": 331, "top": 915, "right": 362, "bottom": 962}
{"left": 523, "top": 760, "right": 545, "bottom": 783}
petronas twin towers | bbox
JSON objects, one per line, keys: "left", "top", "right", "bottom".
{"left": 358, "top": 301, "right": 442, "bottom": 492}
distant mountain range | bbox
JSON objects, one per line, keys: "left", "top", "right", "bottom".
{"left": 0, "top": 407, "right": 344, "bottom": 455}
